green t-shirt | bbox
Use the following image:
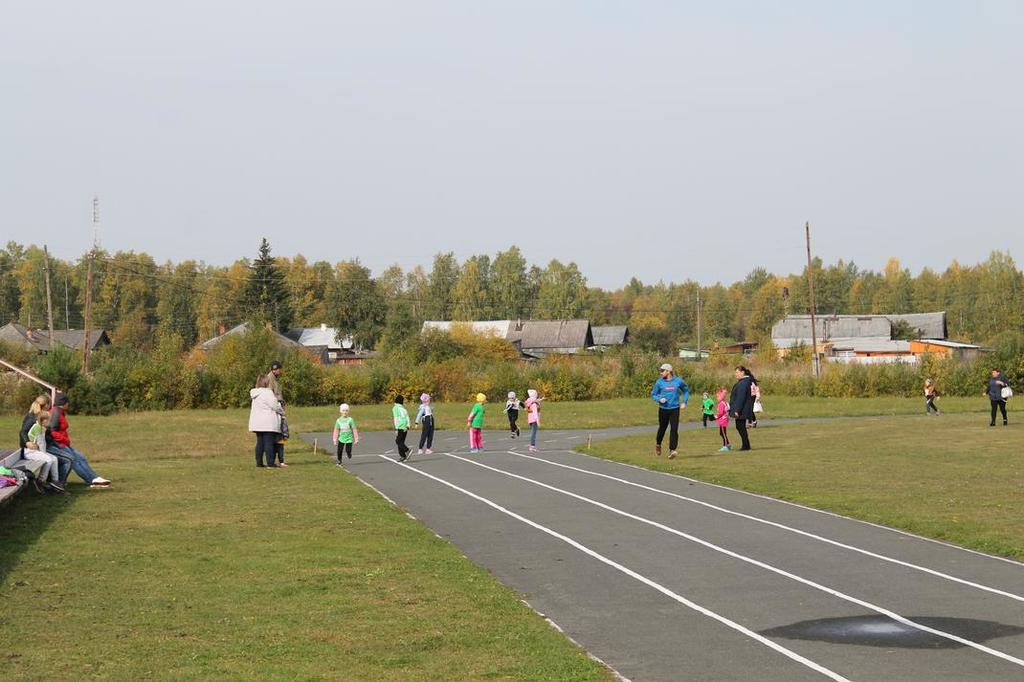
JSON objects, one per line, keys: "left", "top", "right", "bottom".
{"left": 393, "top": 404, "right": 410, "bottom": 430}
{"left": 334, "top": 416, "right": 356, "bottom": 444}
{"left": 27, "top": 423, "right": 45, "bottom": 444}
{"left": 702, "top": 398, "right": 715, "bottom": 415}
{"left": 469, "top": 402, "right": 485, "bottom": 428}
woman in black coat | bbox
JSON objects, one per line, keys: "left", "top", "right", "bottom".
{"left": 729, "top": 366, "right": 755, "bottom": 451}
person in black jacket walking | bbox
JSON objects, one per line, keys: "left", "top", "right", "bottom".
{"left": 729, "top": 366, "right": 755, "bottom": 451}
{"left": 985, "top": 369, "right": 1010, "bottom": 426}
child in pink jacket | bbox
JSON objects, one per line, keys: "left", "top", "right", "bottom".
{"left": 525, "top": 389, "right": 543, "bottom": 453}
{"left": 715, "top": 388, "right": 731, "bottom": 452}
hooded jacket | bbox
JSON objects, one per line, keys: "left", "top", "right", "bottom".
{"left": 248, "top": 387, "right": 284, "bottom": 433}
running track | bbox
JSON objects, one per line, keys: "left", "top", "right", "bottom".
{"left": 301, "top": 427, "right": 1024, "bottom": 681}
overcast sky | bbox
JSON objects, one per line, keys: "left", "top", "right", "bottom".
{"left": 2, "top": 1, "right": 1021, "bottom": 289}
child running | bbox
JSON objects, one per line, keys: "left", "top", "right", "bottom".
{"left": 467, "top": 393, "right": 486, "bottom": 453}
{"left": 415, "top": 393, "right": 435, "bottom": 454}
{"left": 525, "top": 389, "right": 543, "bottom": 453}
{"left": 505, "top": 391, "right": 522, "bottom": 438}
{"left": 393, "top": 395, "right": 412, "bottom": 461}
{"left": 332, "top": 403, "right": 359, "bottom": 466}
{"left": 701, "top": 392, "right": 715, "bottom": 429}
{"left": 715, "top": 388, "right": 731, "bottom": 452}
{"left": 25, "top": 411, "right": 64, "bottom": 493}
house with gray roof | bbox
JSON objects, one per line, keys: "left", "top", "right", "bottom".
{"left": 591, "top": 325, "right": 629, "bottom": 349}
{"left": 516, "top": 320, "right": 594, "bottom": 358}
{"left": 0, "top": 322, "right": 111, "bottom": 354}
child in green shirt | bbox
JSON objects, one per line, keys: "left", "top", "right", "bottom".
{"left": 393, "top": 395, "right": 411, "bottom": 461}
{"left": 467, "top": 393, "right": 486, "bottom": 453}
{"left": 701, "top": 392, "right": 715, "bottom": 429}
{"left": 332, "top": 403, "right": 359, "bottom": 466}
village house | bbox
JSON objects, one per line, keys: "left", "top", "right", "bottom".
{"left": 0, "top": 322, "right": 111, "bottom": 354}
{"left": 770, "top": 312, "right": 984, "bottom": 364}
{"left": 590, "top": 325, "right": 630, "bottom": 350}
{"left": 420, "top": 319, "right": 596, "bottom": 358}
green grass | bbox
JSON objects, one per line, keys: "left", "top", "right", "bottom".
{"left": 580, "top": 411, "right": 1024, "bottom": 561}
{"left": 284, "top": 395, "right": 1006, "bottom": 433}
{"left": 0, "top": 412, "right": 612, "bottom": 681}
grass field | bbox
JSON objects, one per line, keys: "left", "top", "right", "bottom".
{"left": 0, "top": 411, "right": 612, "bottom": 681}
{"left": 581, "top": 410, "right": 1024, "bottom": 561}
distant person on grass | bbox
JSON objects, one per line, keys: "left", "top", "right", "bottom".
{"left": 729, "top": 366, "right": 755, "bottom": 451}
{"left": 249, "top": 375, "right": 284, "bottom": 468}
{"left": 393, "top": 395, "right": 412, "bottom": 461}
{"left": 47, "top": 393, "right": 111, "bottom": 487}
{"left": 924, "top": 378, "right": 940, "bottom": 415}
{"left": 701, "top": 392, "right": 715, "bottom": 429}
{"left": 985, "top": 369, "right": 1011, "bottom": 427}
{"left": 525, "top": 389, "right": 543, "bottom": 453}
{"left": 264, "top": 361, "right": 289, "bottom": 467}
{"left": 715, "top": 388, "right": 732, "bottom": 452}
{"left": 467, "top": 393, "right": 486, "bottom": 453}
{"left": 651, "top": 363, "right": 689, "bottom": 459}
{"left": 415, "top": 393, "right": 435, "bottom": 455}
{"left": 333, "top": 403, "right": 359, "bottom": 466}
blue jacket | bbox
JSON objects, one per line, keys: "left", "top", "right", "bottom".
{"left": 652, "top": 376, "right": 689, "bottom": 410}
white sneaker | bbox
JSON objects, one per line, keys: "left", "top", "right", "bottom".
{"left": 417, "top": 449, "right": 423, "bottom": 455}
{"left": 90, "top": 477, "right": 111, "bottom": 488}
{"left": 425, "top": 449, "right": 433, "bottom": 455}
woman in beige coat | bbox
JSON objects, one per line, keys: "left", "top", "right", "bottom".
{"left": 249, "top": 375, "right": 284, "bottom": 467}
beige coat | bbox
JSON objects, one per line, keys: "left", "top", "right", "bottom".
{"left": 248, "top": 387, "right": 283, "bottom": 433}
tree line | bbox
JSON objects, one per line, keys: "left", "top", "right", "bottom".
{"left": 1, "top": 239, "right": 1022, "bottom": 354}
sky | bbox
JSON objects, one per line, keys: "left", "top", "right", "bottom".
{"left": 2, "top": 1, "right": 1022, "bottom": 289}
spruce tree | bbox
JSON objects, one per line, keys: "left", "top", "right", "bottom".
{"left": 245, "top": 238, "right": 293, "bottom": 332}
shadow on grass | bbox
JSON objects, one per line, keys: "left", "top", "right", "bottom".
{"left": 0, "top": 488, "right": 77, "bottom": 585}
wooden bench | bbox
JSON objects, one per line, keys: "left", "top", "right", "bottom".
{"left": 1, "top": 448, "right": 45, "bottom": 506}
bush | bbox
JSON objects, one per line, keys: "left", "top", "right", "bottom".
{"left": 33, "top": 346, "right": 82, "bottom": 393}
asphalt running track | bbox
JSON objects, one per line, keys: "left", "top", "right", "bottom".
{"left": 300, "top": 426, "right": 1024, "bottom": 681}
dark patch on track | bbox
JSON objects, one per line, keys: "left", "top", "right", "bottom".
{"left": 762, "top": 615, "right": 1024, "bottom": 649}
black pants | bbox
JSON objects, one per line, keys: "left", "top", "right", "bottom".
{"left": 254, "top": 432, "right": 277, "bottom": 467}
{"left": 990, "top": 400, "right": 1008, "bottom": 424}
{"left": 702, "top": 413, "right": 712, "bottom": 428}
{"left": 734, "top": 419, "right": 751, "bottom": 450}
{"left": 656, "top": 408, "right": 680, "bottom": 450}
{"left": 418, "top": 416, "right": 434, "bottom": 449}
{"left": 926, "top": 397, "right": 939, "bottom": 414}
{"left": 337, "top": 441, "right": 353, "bottom": 461}
{"left": 396, "top": 429, "right": 410, "bottom": 457}
{"left": 507, "top": 410, "right": 520, "bottom": 435}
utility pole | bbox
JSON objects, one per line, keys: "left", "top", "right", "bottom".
{"left": 805, "top": 221, "right": 820, "bottom": 379}
{"left": 43, "top": 245, "right": 56, "bottom": 350}
{"left": 83, "top": 251, "right": 94, "bottom": 373}
{"left": 695, "top": 289, "right": 703, "bottom": 361}
{"left": 64, "top": 276, "right": 70, "bottom": 330}
{"left": 83, "top": 197, "right": 99, "bottom": 374}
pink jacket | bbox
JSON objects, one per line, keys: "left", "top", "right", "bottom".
{"left": 716, "top": 400, "right": 730, "bottom": 428}
{"left": 525, "top": 398, "right": 540, "bottom": 425}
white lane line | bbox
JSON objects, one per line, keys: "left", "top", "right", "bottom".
{"left": 378, "top": 455, "right": 851, "bottom": 682}
{"left": 502, "top": 450, "right": 1024, "bottom": 604}
{"left": 545, "top": 445, "right": 1024, "bottom": 569}
{"left": 443, "top": 452, "right": 1024, "bottom": 669}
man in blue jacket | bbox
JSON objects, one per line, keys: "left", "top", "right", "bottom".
{"left": 652, "top": 363, "right": 689, "bottom": 459}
